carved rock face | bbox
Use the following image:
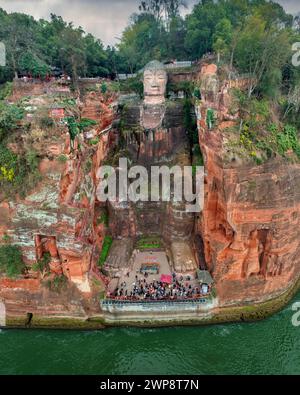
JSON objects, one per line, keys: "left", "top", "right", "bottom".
{"left": 143, "top": 61, "right": 167, "bottom": 105}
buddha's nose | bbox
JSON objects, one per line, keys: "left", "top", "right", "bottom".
{"left": 151, "top": 77, "right": 159, "bottom": 87}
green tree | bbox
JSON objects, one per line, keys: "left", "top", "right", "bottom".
{"left": 84, "top": 34, "right": 109, "bottom": 77}
{"left": 0, "top": 10, "right": 38, "bottom": 78}
{"left": 0, "top": 11, "right": 110, "bottom": 84}
{"left": 166, "top": 16, "right": 187, "bottom": 59}
{"left": 139, "top": 0, "right": 187, "bottom": 26}
{"left": 59, "top": 24, "right": 86, "bottom": 88}
{"left": 234, "top": 14, "right": 291, "bottom": 98}
{"left": 185, "top": 0, "right": 226, "bottom": 59}
{"left": 118, "top": 13, "right": 166, "bottom": 72}
{"left": 212, "top": 18, "right": 233, "bottom": 63}
{"left": 18, "top": 51, "right": 50, "bottom": 78}
{"left": 0, "top": 102, "right": 24, "bottom": 141}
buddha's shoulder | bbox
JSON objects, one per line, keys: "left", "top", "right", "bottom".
{"left": 119, "top": 99, "right": 142, "bottom": 128}
{"left": 119, "top": 99, "right": 186, "bottom": 129}
{"left": 163, "top": 100, "right": 185, "bottom": 128}
{"left": 165, "top": 100, "right": 184, "bottom": 113}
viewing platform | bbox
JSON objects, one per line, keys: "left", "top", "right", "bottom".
{"left": 100, "top": 296, "right": 218, "bottom": 323}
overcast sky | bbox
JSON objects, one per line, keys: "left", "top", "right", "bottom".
{"left": 0, "top": 0, "right": 299, "bottom": 46}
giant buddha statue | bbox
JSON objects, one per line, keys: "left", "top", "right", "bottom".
{"left": 103, "top": 59, "right": 196, "bottom": 275}
{"left": 120, "top": 60, "right": 189, "bottom": 164}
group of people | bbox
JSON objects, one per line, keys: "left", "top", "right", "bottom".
{"left": 109, "top": 273, "right": 211, "bottom": 301}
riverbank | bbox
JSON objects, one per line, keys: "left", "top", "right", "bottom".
{"left": 2, "top": 274, "right": 300, "bottom": 330}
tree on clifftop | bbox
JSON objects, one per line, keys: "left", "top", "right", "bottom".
{"left": 139, "top": 0, "right": 187, "bottom": 26}
{"left": 212, "top": 18, "right": 233, "bottom": 63}
{"left": 234, "top": 14, "right": 291, "bottom": 98}
{"left": 118, "top": 13, "right": 166, "bottom": 72}
{"left": 0, "top": 9, "right": 38, "bottom": 79}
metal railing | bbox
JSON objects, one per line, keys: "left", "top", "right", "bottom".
{"left": 101, "top": 297, "right": 209, "bottom": 307}
{"left": 165, "top": 61, "right": 192, "bottom": 70}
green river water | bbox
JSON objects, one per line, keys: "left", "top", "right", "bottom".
{"left": 1, "top": 292, "right": 300, "bottom": 375}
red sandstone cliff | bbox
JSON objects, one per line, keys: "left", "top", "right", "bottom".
{"left": 1, "top": 66, "right": 300, "bottom": 326}
{"left": 0, "top": 80, "right": 117, "bottom": 321}
{"left": 196, "top": 64, "right": 300, "bottom": 306}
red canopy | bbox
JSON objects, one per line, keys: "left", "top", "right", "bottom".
{"left": 160, "top": 274, "right": 172, "bottom": 284}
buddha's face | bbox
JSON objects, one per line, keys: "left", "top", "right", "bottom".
{"left": 143, "top": 68, "right": 167, "bottom": 104}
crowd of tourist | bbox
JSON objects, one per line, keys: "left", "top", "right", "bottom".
{"left": 109, "top": 273, "right": 211, "bottom": 301}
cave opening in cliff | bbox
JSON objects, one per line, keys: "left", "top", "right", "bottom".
{"left": 34, "top": 235, "right": 62, "bottom": 275}
{"left": 26, "top": 312, "right": 33, "bottom": 325}
{"left": 258, "top": 229, "right": 270, "bottom": 276}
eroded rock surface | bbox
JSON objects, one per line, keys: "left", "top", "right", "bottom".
{"left": 0, "top": 79, "right": 116, "bottom": 320}
{"left": 195, "top": 63, "right": 300, "bottom": 306}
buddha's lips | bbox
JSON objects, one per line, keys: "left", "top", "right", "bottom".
{"left": 147, "top": 89, "right": 162, "bottom": 95}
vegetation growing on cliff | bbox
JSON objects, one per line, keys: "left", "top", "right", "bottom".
{"left": 0, "top": 101, "right": 24, "bottom": 141}
{"left": 226, "top": 89, "right": 300, "bottom": 164}
{"left": 44, "top": 274, "right": 68, "bottom": 293}
{"left": 0, "top": 85, "right": 43, "bottom": 199}
{"left": 0, "top": 82, "right": 12, "bottom": 100}
{"left": 32, "top": 253, "right": 51, "bottom": 279}
{"left": 118, "top": 76, "right": 144, "bottom": 97}
{"left": 97, "top": 210, "right": 109, "bottom": 227}
{"left": 65, "top": 117, "right": 98, "bottom": 142}
{"left": 183, "top": 96, "right": 204, "bottom": 173}
{"left": 98, "top": 236, "right": 113, "bottom": 266}
{"left": 0, "top": 143, "right": 41, "bottom": 199}
{"left": 168, "top": 81, "right": 194, "bottom": 97}
{"left": 0, "top": 244, "right": 26, "bottom": 278}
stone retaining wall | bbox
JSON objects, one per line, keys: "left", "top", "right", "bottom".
{"left": 100, "top": 297, "right": 218, "bottom": 322}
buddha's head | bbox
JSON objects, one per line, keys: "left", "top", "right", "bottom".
{"left": 143, "top": 60, "right": 167, "bottom": 105}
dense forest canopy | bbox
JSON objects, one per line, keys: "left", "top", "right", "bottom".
{"left": 0, "top": 0, "right": 299, "bottom": 96}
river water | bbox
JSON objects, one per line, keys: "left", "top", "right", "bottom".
{"left": 0, "top": 292, "right": 300, "bottom": 375}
